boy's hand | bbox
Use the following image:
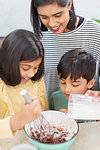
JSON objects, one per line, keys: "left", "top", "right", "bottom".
{"left": 59, "top": 108, "right": 68, "bottom": 115}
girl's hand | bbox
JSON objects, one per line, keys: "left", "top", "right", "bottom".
{"left": 10, "top": 97, "right": 41, "bottom": 132}
{"left": 21, "top": 96, "right": 42, "bottom": 122}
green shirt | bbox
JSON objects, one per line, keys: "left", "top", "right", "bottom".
{"left": 50, "top": 90, "right": 68, "bottom": 110}
{"left": 50, "top": 90, "right": 95, "bottom": 123}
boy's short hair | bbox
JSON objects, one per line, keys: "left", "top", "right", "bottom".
{"left": 57, "top": 48, "right": 96, "bottom": 83}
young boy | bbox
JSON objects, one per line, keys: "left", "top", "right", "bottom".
{"left": 50, "top": 48, "right": 96, "bottom": 123}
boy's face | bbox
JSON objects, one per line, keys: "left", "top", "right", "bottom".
{"left": 60, "top": 74, "right": 94, "bottom": 100}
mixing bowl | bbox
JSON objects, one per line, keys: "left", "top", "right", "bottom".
{"left": 24, "top": 110, "right": 79, "bottom": 150}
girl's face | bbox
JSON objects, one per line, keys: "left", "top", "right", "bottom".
{"left": 37, "top": 3, "right": 71, "bottom": 34}
{"left": 60, "top": 75, "right": 94, "bottom": 100}
{"left": 19, "top": 57, "right": 42, "bottom": 84}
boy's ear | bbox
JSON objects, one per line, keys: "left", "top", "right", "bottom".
{"left": 87, "top": 78, "right": 95, "bottom": 89}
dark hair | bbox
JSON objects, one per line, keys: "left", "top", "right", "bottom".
{"left": 31, "top": 0, "right": 77, "bottom": 38}
{"left": 0, "top": 29, "right": 44, "bottom": 86}
{"left": 57, "top": 48, "right": 96, "bottom": 83}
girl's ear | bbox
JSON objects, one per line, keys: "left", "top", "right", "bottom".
{"left": 87, "top": 78, "right": 95, "bottom": 89}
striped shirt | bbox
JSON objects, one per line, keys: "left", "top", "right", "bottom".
{"left": 41, "top": 18, "right": 100, "bottom": 103}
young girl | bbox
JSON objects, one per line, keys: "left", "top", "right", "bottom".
{"left": 0, "top": 29, "right": 48, "bottom": 138}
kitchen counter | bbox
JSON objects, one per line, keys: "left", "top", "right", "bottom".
{"left": 1, "top": 122, "right": 100, "bottom": 150}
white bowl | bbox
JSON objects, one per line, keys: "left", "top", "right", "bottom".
{"left": 24, "top": 110, "right": 79, "bottom": 150}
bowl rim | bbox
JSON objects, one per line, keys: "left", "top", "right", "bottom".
{"left": 24, "top": 110, "right": 79, "bottom": 145}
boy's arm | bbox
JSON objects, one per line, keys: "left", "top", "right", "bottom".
{"left": 59, "top": 108, "right": 68, "bottom": 114}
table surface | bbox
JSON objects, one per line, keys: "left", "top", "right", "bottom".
{"left": 1, "top": 122, "right": 100, "bottom": 150}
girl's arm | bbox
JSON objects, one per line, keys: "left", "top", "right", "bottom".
{"left": 40, "top": 78, "right": 49, "bottom": 110}
{"left": 0, "top": 98, "right": 41, "bottom": 138}
{"left": 10, "top": 98, "right": 41, "bottom": 132}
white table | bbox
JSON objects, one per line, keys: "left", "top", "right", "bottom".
{"left": 1, "top": 122, "right": 100, "bottom": 150}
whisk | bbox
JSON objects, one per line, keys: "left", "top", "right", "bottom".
{"left": 20, "top": 88, "right": 51, "bottom": 134}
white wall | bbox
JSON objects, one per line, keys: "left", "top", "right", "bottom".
{"left": 0, "top": 0, "right": 100, "bottom": 36}
{"left": 0, "top": 0, "right": 32, "bottom": 36}
{"left": 74, "top": 0, "right": 100, "bottom": 19}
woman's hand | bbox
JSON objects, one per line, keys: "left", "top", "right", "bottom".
{"left": 10, "top": 97, "right": 41, "bottom": 132}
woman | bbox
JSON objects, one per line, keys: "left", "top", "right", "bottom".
{"left": 31, "top": 0, "right": 100, "bottom": 103}
{"left": 0, "top": 29, "right": 48, "bottom": 138}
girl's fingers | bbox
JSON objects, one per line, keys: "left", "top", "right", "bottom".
{"left": 31, "top": 96, "right": 38, "bottom": 101}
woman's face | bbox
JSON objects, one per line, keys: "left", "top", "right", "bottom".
{"left": 19, "top": 57, "right": 42, "bottom": 84}
{"left": 37, "top": 3, "right": 71, "bottom": 34}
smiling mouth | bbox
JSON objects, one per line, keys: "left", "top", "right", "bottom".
{"left": 50, "top": 25, "right": 60, "bottom": 32}
{"left": 22, "top": 78, "right": 29, "bottom": 81}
